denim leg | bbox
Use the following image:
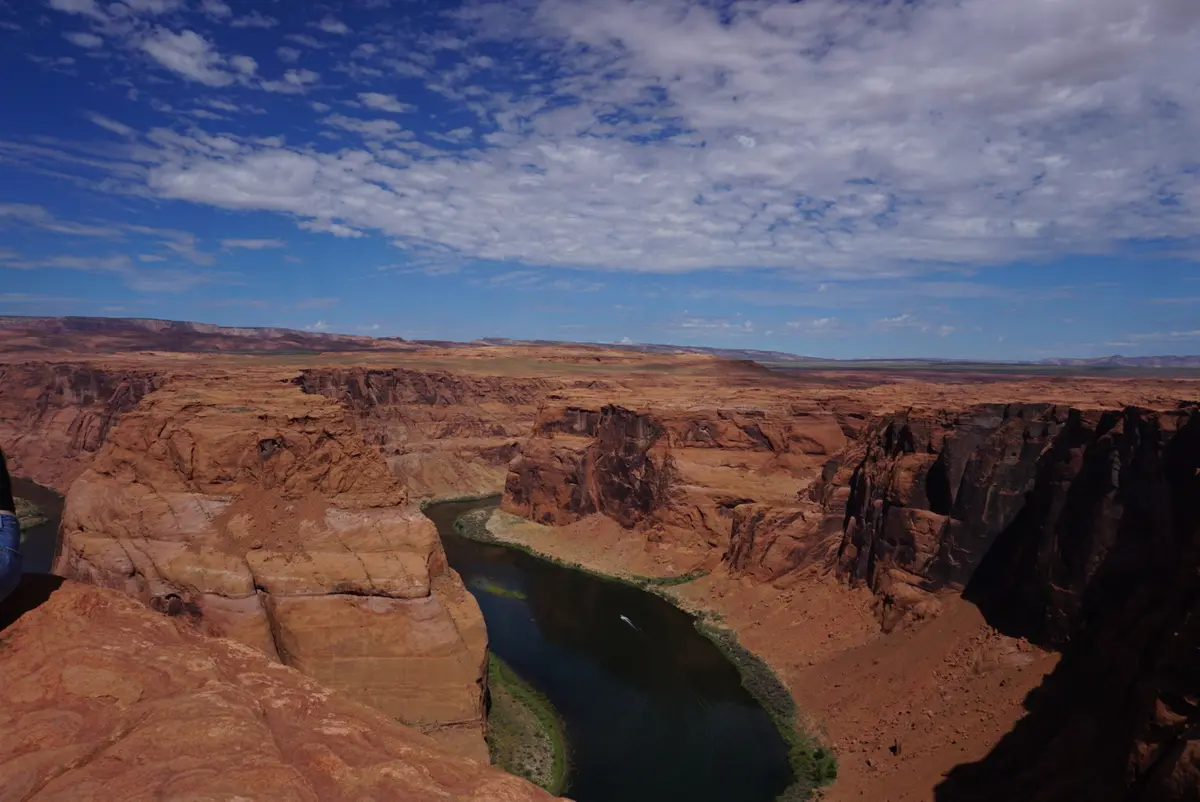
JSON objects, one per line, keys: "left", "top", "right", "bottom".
{"left": 0, "top": 513, "right": 21, "bottom": 604}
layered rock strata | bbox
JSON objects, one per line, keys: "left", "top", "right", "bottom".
{"left": 503, "top": 402, "right": 856, "bottom": 560}
{"left": 54, "top": 374, "right": 490, "bottom": 759}
{"left": 504, "top": 398, "right": 1200, "bottom": 800}
{"left": 0, "top": 362, "right": 160, "bottom": 492}
{"left": 0, "top": 578, "right": 553, "bottom": 802}
{"left": 295, "top": 368, "right": 559, "bottom": 500}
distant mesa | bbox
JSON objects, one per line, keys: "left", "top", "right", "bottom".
{"left": 0, "top": 315, "right": 1197, "bottom": 369}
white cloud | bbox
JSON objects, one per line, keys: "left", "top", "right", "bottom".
{"left": 88, "top": 113, "right": 133, "bottom": 136}
{"left": 0, "top": 203, "right": 120, "bottom": 237}
{"left": 121, "top": 0, "right": 183, "bottom": 13}
{"left": 200, "top": 0, "right": 231, "bottom": 18}
{"left": 140, "top": 28, "right": 235, "bottom": 86}
{"left": 229, "top": 55, "right": 257, "bottom": 75}
{"left": 221, "top": 238, "right": 286, "bottom": 249}
{"left": 322, "top": 114, "right": 412, "bottom": 140}
{"left": 358, "top": 92, "right": 414, "bottom": 114}
{"left": 230, "top": 11, "right": 277, "bottom": 29}
{"left": 786, "top": 316, "right": 843, "bottom": 334}
{"left": 63, "top": 31, "right": 103, "bottom": 48}
{"left": 304, "top": 320, "right": 331, "bottom": 331}
{"left": 260, "top": 68, "right": 319, "bottom": 94}
{"left": 47, "top": 0, "right": 106, "bottom": 21}
{"left": 276, "top": 46, "right": 301, "bottom": 63}
{"left": 313, "top": 16, "right": 350, "bottom": 35}
{"left": 284, "top": 34, "right": 325, "bottom": 49}
{"left": 28, "top": 0, "right": 1200, "bottom": 279}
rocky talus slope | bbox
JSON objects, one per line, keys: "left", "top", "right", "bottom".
{"left": 0, "top": 578, "right": 554, "bottom": 802}
{"left": 53, "top": 373, "right": 491, "bottom": 760}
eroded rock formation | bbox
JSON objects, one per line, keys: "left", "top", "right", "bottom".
{"left": 0, "top": 578, "right": 553, "bottom": 802}
{"left": 0, "top": 362, "right": 160, "bottom": 491}
{"left": 295, "top": 368, "right": 559, "bottom": 500}
{"left": 54, "top": 373, "right": 490, "bottom": 759}
{"left": 507, "top": 397, "right": 1200, "bottom": 800}
{"left": 503, "top": 402, "right": 856, "bottom": 558}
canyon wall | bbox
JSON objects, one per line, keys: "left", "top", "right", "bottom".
{"left": 504, "top": 398, "right": 1200, "bottom": 800}
{"left": 295, "top": 368, "right": 561, "bottom": 500}
{"left": 0, "top": 362, "right": 161, "bottom": 491}
{"left": 53, "top": 372, "right": 491, "bottom": 760}
{"left": 502, "top": 401, "right": 857, "bottom": 559}
{"left": 0, "top": 578, "right": 552, "bottom": 802}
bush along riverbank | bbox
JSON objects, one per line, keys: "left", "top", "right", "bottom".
{"left": 486, "top": 654, "right": 569, "bottom": 796}
{"left": 695, "top": 619, "right": 837, "bottom": 800}
{"left": 453, "top": 506, "right": 838, "bottom": 800}
{"left": 15, "top": 497, "right": 48, "bottom": 531}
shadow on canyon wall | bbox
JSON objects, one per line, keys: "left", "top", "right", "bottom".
{"left": 936, "top": 408, "right": 1200, "bottom": 802}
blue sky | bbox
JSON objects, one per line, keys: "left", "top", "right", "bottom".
{"left": 0, "top": 0, "right": 1197, "bottom": 359}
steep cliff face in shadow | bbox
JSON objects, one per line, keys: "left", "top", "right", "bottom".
{"left": 0, "top": 362, "right": 161, "bottom": 491}
{"left": 822, "top": 403, "right": 1200, "bottom": 800}
{"left": 934, "top": 406, "right": 1200, "bottom": 802}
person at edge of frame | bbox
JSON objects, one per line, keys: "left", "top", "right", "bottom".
{"left": 0, "top": 445, "right": 22, "bottom": 605}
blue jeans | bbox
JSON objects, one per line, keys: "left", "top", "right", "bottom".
{"left": 0, "top": 512, "right": 20, "bottom": 605}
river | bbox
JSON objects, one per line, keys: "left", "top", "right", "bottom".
{"left": 12, "top": 477, "right": 64, "bottom": 574}
{"left": 425, "top": 498, "right": 793, "bottom": 802}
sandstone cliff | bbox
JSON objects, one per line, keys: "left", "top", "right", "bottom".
{"left": 295, "top": 368, "right": 559, "bottom": 500}
{"left": 502, "top": 402, "right": 855, "bottom": 563}
{"left": 54, "top": 373, "right": 491, "bottom": 760}
{"left": 0, "top": 577, "right": 553, "bottom": 802}
{"left": 504, "top": 398, "right": 1200, "bottom": 800}
{"left": 0, "top": 362, "right": 160, "bottom": 491}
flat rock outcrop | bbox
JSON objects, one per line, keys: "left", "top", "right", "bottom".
{"left": 54, "top": 373, "right": 490, "bottom": 760}
{"left": 0, "top": 362, "right": 160, "bottom": 492}
{"left": 0, "top": 578, "right": 554, "bottom": 802}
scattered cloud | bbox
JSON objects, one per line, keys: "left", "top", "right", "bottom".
{"left": 229, "top": 55, "right": 257, "bottom": 76}
{"left": 312, "top": 16, "right": 350, "bottom": 35}
{"left": 62, "top": 31, "right": 103, "bottom": 48}
{"left": 322, "top": 114, "right": 412, "bottom": 140}
{"left": 358, "top": 92, "right": 413, "bottom": 114}
{"left": 0, "top": 203, "right": 119, "bottom": 237}
{"left": 140, "top": 28, "right": 238, "bottom": 87}
{"left": 260, "top": 68, "right": 319, "bottom": 94}
{"left": 47, "top": 0, "right": 106, "bottom": 21}
{"left": 303, "top": 320, "right": 331, "bottom": 331}
{"left": 220, "top": 238, "right": 286, "bottom": 249}
{"left": 230, "top": 11, "right": 278, "bottom": 29}
{"left": 276, "top": 46, "right": 300, "bottom": 63}
{"left": 121, "top": 0, "right": 184, "bottom": 14}
{"left": 199, "top": 0, "right": 231, "bottom": 19}
{"left": 786, "top": 316, "right": 845, "bottom": 335}
{"left": 88, "top": 113, "right": 133, "bottom": 137}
